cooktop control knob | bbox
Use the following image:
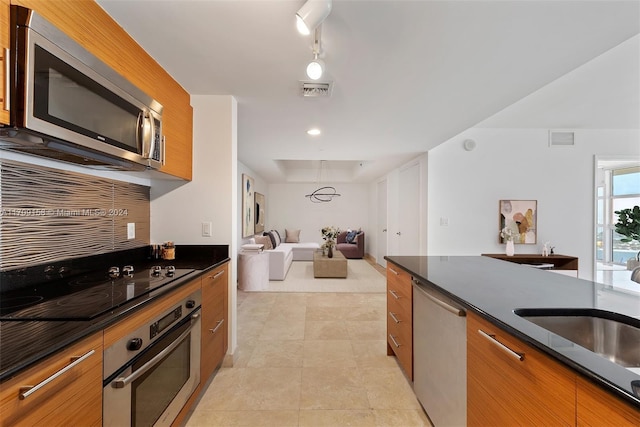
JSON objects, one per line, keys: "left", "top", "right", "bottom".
{"left": 122, "top": 265, "right": 134, "bottom": 277}
{"left": 152, "top": 266, "right": 162, "bottom": 277}
{"left": 166, "top": 266, "right": 176, "bottom": 277}
{"left": 127, "top": 338, "right": 143, "bottom": 351}
{"left": 186, "top": 300, "right": 196, "bottom": 309}
{"left": 108, "top": 266, "right": 120, "bottom": 278}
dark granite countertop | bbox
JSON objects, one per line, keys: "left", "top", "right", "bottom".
{"left": 0, "top": 245, "right": 229, "bottom": 382}
{"left": 385, "top": 255, "right": 640, "bottom": 409}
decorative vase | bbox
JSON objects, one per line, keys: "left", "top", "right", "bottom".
{"left": 505, "top": 240, "right": 515, "bottom": 256}
{"left": 328, "top": 244, "right": 334, "bottom": 258}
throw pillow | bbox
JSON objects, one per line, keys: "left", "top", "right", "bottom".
{"left": 346, "top": 230, "right": 358, "bottom": 244}
{"left": 285, "top": 229, "right": 301, "bottom": 243}
{"left": 264, "top": 230, "right": 280, "bottom": 248}
{"left": 255, "top": 235, "right": 273, "bottom": 250}
{"left": 274, "top": 230, "right": 282, "bottom": 245}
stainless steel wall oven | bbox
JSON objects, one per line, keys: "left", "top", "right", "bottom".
{"left": 103, "top": 289, "right": 201, "bottom": 427}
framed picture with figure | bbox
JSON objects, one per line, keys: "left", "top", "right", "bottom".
{"left": 242, "top": 174, "right": 255, "bottom": 237}
{"left": 499, "top": 200, "right": 537, "bottom": 244}
{"left": 255, "top": 192, "right": 265, "bottom": 234}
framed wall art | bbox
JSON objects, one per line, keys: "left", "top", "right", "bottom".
{"left": 254, "top": 192, "right": 265, "bottom": 234}
{"left": 242, "top": 174, "right": 255, "bottom": 237}
{"left": 499, "top": 199, "right": 537, "bottom": 244}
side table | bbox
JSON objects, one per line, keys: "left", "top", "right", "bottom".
{"left": 238, "top": 250, "right": 269, "bottom": 291}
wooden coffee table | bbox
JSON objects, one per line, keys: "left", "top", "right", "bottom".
{"left": 313, "top": 250, "right": 348, "bottom": 278}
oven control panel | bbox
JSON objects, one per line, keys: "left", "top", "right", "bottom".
{"left": 150, "top": 306, "right": 182, "bottom": 339}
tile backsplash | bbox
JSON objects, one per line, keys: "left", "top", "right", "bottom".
{"left": 0, "top": 160, "right": 150, "bottom": 271}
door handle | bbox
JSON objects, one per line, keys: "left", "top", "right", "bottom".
{"left": 396, "top": 232, "right": 402, "bottom": 236}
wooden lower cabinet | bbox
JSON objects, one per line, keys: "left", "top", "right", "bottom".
{"left": 467, "top": 311, "right": 576, "bottom": 426}
{"left": 201, "top": 262, "right": 229, "bottom": 381}
{"left": 577, "top": 376, "right": 640, "bottom": 426}
{"left": 0, "top": 331, "right": 103, "bottom": 427}
{"left": 386, "top": 262, "right": 413, "bottom": 380}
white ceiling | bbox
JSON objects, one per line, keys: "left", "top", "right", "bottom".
{"left": 96, "top": 0, "right": 640, "bottom": 183}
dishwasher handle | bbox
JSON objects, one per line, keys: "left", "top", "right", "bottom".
{"left": 412, "top": 279, "right": 466, "bottom": 317}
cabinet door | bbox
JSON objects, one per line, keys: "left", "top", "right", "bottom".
{"left": 0, "top": 0, "right": 9, "bottom": 124}
{"left": 0, "top": 332, "right": 103, "bottom": 427}
{"left": 577, "top": 376, "right": 640, "bottom": 426}
{"left": 201, "top": 263, "right": 229, "bottom": 381}
{"left": 467, "top": 312, "right": 576, "bottom": 426}
{"left": 386, "top": 262, "right": 413, "bottom": 380}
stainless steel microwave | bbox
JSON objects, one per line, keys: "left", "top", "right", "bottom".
{"left": 0, "top": 6, "right": 164, "bottom": 171}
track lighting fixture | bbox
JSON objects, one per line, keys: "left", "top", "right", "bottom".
{"left": 306, "top": 54, "right": 324, "bottom": 80}
{"left": 305, "top": 26, "right": 325, "bottom": 80}
{"left": 296, "top": 0, "right": 332, "bottom": 35}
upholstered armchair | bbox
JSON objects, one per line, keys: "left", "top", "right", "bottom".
{"left": 336, "top": 230, "right": 365, "bottom": 259}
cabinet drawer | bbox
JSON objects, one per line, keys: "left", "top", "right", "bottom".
{"left": 387, "top": 295, "right": 411, "bottom": 325}
{"left": 201, "top": 264, "right": 228, "bottom": 381}
{"left": 387, "top": 264, "right": 412, "bottom": 299}
{"left": 388, "top": 319, "right": 412, "bottom": 379}
{"left": 467, "top": 312, "right": 576, "bottom": 426}
{"left": 0, "top": 332, "right": 103, "bottom": 427}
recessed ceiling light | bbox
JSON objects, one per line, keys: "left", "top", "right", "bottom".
{"left": 307, "top": 128, "right": 321, "bottom": 136}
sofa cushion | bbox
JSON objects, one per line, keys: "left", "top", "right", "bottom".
{"left": 264, "top": 230, "right": 280, "bottom": 248}
{"left": 255, "top": 235, "right": 273, "bottom": 250}
{"left": 345, "top": 230, "right": 358, "bottom": 243}
{"left": 285, "top": 229, "right": 301, "bottom": 243}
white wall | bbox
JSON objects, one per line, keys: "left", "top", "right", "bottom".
{"left": 266, "top": 182, "right": 370, "bottom": 249}
{"left": 427, "top": 128, "right": 640, "bottom": 279}
{"left": 151, "top": 95, "right": 238, "bottom": 360}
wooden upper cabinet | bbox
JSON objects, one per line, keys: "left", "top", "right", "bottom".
{"left": 0, "top": 0, "right": 9, "bottom": 125}
{"left": 10, "top": 0, "right": 193, "bottom": 180}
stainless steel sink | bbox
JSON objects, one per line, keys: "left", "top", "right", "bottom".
{"left": 514, "top": 308, "right": 640, "bottom": 368}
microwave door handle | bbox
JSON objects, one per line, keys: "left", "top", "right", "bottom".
{"left": 136, "top": 109, "right": 155, "bottom": 158}
{"left": 146, "top": 111, "right": 156, "bottom": 160}
{"left": 136, "top": 110, "right": 144, "bottom": 154}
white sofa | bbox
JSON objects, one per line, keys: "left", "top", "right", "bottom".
{"left": 266, "top": 242, "right": 320, "bottom": 280}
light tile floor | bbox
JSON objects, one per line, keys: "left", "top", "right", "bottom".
{"left": 185, "top": 291, "right": 431, "bottom": 426}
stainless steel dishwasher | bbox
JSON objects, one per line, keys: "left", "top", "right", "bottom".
{"left": 412, "top": 278, "right": 467, "bottom": 427}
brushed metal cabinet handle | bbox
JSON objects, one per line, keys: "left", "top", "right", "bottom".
{"left": 478, "top": 329, "right": 524, "bottom": 361}
{"left": 209, "top": 270, "right": 225, "bottom": 280}
{"left": 389, "top": 312, "right": 401, "bottom": 323}
{"left": 210, "top": 318, "right": 225, "bottom": 334}
{"left": 389, "top": 334, "right": 401, "bottom": 348}
{"left": 19, "top": 349, "right": 96, "bottom": 400}
{"left": 389, "top": 268, "right": 399, "bottom": 276}
{"left": 388, "top": 290, "right": 400, "bottom": 299}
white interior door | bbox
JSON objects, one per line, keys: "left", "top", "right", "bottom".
{"left": 377, "top": 179, "right": 388, "bottom": 268}
{"left": 398, "top": 162, "right": 420, "bottom": 255}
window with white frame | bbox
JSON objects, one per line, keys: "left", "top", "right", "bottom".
{"left": 597, "top": 166, "right": 640, "bottom": 265}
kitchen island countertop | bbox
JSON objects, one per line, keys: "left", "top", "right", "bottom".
{"left": 385, "top": 255, "right": 640, "bottom": 409}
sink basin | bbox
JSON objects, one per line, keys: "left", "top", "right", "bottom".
{"left": 514, "top": 308, "right": 640, "bottom": 368}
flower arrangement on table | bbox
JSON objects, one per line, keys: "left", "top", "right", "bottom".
{"left": 321, "top": 226, "right": 340, "bottom": 251}
{"left": 500, "top": 226, "right": 517, "bottom": 242}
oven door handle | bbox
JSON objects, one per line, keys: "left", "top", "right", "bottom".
{"left": 111, "top": 311, "right": 200, "bottom": 389}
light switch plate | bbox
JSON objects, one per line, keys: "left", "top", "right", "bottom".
{"left": 127, "top": 223, "right": 135, "bottom": 239}
{"left": 202, "top": 222, "right": 212, "bottom": 237}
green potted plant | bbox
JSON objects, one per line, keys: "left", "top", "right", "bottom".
{"left": 614, "top": 205, "right": 640, "bottom": 270}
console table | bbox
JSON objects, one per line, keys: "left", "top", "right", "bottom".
{"left": 482, "top": 254, "right": 579, "bottom": 277}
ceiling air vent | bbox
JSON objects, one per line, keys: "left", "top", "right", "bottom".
{"left": 300, "top": 81, "right": 333, "bottom": 97}
{"left": 549, "top": 131, "right": 575, "bottom": 147}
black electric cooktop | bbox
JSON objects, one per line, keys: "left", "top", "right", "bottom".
{"left": 0, "top": 266, "right": 194, "bottom": 321}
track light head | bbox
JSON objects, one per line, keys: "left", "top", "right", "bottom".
{"left": 296, "top": 0, "right": 332, "bottom": 35}
{"left": 306, "top": 57, "right": 325, "bottom": 80}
